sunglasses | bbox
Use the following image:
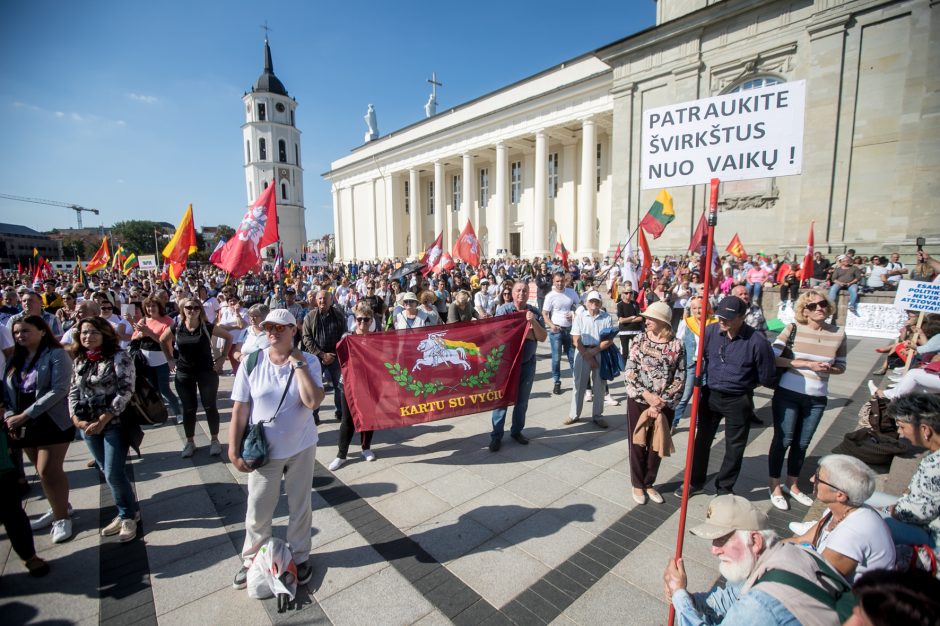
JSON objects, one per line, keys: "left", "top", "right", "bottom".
{"left": 355, "top": 317, "right": 371, "bottom": 323}
{"left": 263, "top": 323, "right": 290, "bottom": 333}
{"left": 805, "top": 301, "right": 827, "bottom": 312}
{"left": 100, "top": 306, "right": 113, "bottom": 310}
{"left": 183, "top": 305, "right": 202, "bottom": 311}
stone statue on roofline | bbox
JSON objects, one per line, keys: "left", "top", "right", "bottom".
{"left": 364, "top": 104, "right": 378, "bottom": 142}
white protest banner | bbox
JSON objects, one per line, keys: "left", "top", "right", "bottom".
{"left": 138, "top": 255, "right": 157, "bottom": 270}
{"left": 641, "top": 80, "right": 805, "bottom": 189}
{"left": 843, "top": 303, "right": 909, "bottom": 339}
{"left": 893, "top": 280, "right": 940, "bottom": 314}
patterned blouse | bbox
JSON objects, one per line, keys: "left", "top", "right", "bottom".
{"left": 624, "top": 332, "right": 687, "bottom": 408}
{"left": 68, "top": 351, "right": 135, "bottom": 420}
{"left": 894, "top": 447, "right": 940, "bottom": 547}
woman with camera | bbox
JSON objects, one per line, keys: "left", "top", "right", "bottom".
{"left": 3, "top": 316, "right": 74, "bottom": 543}
{"left": 68, "top": 316, "right": 139, "bottom": 542}
{"left": 228, "top": 309, "right": 324, "bottom": 591}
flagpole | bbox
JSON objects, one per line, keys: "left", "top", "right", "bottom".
{"left": 668, "top": 178, "right": 720, "bottom": 626}
{"left": 595, "top": 223, "right": 642, "bottom": 285}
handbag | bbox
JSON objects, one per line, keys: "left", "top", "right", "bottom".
{"left": 121, "top": 375, "right": 169, "bottom": 426}
{"left": 771, "top": 323, "right": 797, "bottom": 388}
{"left": 241, "top": 367, "right": 294, "bottom": 470}
{"left": 832, "top": 427, "right": 908, "bottom": 466}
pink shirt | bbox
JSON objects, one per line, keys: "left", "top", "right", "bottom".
{"left": 746, "top": 267, "right": 769, "bottom": 285}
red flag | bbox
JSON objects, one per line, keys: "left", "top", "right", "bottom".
{"left": 637, "top": 227, "right": 652, "bottom": 289}
{"left": 218, "top": 183, "right": 278, "bottom": 278}
{"left": 209, "top": 238, "right": 226, "bottom": 265}
{"left": 800, "top": 221, "right": 815, "bottom": 283}
{"left": 419, "top": 231, "right": 444, "bottom": 277}
{"left": 726, "top": 233, "right": 747, "bottom": 259}
{"left": 689, "top": 214, "right": 706, "bottom": 253}
{"left": 337, "top": 313, "right": 530, "bottom": 431}
{"left": 776, "top": 262, "right": 791, "bottom": 284}
{"left": 689, "top": 213, "right": 720, "bottom": 283}
{"left": 452, "top": 220, "right": 481, "bottom": 267}
{"left": 554, "top": 235, "right": 569, "bottom": 269}
{"left": 85, "top": 237, "right": 111, "bottom": 274}
{"left": 434, "top": 252, "right": 455, "bottom": 275}
{"left": 162, "top": 204, "right": 198, "bottom": 283}
{"left": 17, "top": 261, "right": 23, "bottom": 274}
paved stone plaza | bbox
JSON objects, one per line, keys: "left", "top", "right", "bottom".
{"left": 1, "top": 335, "right": 882, "bottom": 625}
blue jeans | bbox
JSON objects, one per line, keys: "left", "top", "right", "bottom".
{"left": 548, "top": 327, "right": 575, "bottom": 385}
{"left": 314, "top": 359, "right": 342, "bottom": 420}
{"left": 828, "top": 283, "right": 859, "bottom": 310}
{"left": 747, "top": 281, "right": 763, "bottom": 304}
{"left": 867, "top": 491, "right": 936, "bottom": 548}
{"left": 672, "top": 368, "right": 696, "bottom": 428}
{"left": 768, "top": 387, "right": 827, "bottom": 479}
{"left": 145, "top": 362, "right": 181, "bottom": 417}
{"left": 491, "top": 355, "right": 536, "bottom": 440}
{"left": 83, "top": 423, "right": 138, "bottom": 519}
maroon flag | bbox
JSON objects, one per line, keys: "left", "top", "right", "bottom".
{"left": 452, "top": 220, "right": 481, "bottom": 267}
{"left": 419, "top": 231, "right": 444, "bottom": 277}
{"left": 337, "top": 313, "right": 530, "bottom": 431}
{"left": 800, "top": 221, "right": 815, "bottom": 284}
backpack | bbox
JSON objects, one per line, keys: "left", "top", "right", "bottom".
{"left": 755, "top": 550, "right": 857, "bottom": 623}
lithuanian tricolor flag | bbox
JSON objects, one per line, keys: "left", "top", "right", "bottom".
{"left": 639, "top": 189, "right": 675, "bottom": 239}
{"left": 123, "top": 252, "right": 139, "bottom": 274}
{"left": 442, "top": 338, "right": 481, "bottom": 357}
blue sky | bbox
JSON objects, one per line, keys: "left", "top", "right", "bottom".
{"left": 0, "top": 0, "right": 655, "bottom": 241}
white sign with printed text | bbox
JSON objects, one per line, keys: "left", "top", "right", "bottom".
{"left": 641, "top": 80, "right": 806, "bottom": 189}
{"left": 138, "top": 255, "right": 157, "bottom": 270}
{"left": 894, "top": 280, "right": 940, "bottom": 314}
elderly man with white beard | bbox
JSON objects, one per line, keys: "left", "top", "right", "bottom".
{"left": 663, "top": 495, "right": 852, "bottom": 625}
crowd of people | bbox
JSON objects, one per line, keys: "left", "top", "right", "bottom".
{"left": 0, "top": 247, "right": 938, "bottom": 624}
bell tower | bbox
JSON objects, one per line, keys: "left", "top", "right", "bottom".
{"left": 242, "top": 37, "right": 306, "bottom": 261}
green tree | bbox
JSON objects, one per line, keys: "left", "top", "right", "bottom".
{"left": 216, "top": 224, "right": 236, "bottom": 241}
{"left": 112, "top": 220, "right": 165, "bottom": 257}
{"left": 61, "top": 238, "right": 86, "bottom": 259}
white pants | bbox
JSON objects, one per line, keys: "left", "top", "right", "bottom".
{"left": 241, "top": 443, "right": 316, "bottom": 566}
{"left": 885, "top": 369, "right": 940, "bottom": 399}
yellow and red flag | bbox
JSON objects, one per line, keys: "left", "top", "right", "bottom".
{"left": 726, "top": 233, "right": 747, "bottom": 259}
{"left": 162, "top": 204, "right": 198, "bottom": 283}
{"left": 85, "top": 237, "right": 111, "bottom": 274}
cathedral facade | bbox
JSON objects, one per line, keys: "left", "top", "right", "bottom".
{"left": 325, "top": 0, "right": 938, "bottom": 262}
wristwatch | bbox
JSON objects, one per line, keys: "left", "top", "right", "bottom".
{"left": 291, "top": 359, "right": 307, "bottom": 370}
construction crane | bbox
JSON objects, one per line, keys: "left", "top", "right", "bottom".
{"left": 0, "top": 193, "right": 100, "bottom": 228}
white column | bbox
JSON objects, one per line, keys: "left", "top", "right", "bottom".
{"left": 492, "top": 142, "right": 507, "bottom": 255}
{"left": 384, "top": 175, "right": 395, "bottom": 257}
{"left": 409, "top": 168, "right": 420, "bottom": 258}
{"left": 533, "top": 131, "right": 548, "bottom": 256}
{"left": 577, "top": 118, "right": 597, "bottom": 258}
{"left": 331, "top": 186, "right": 342, "bottom": 261}
{"left": 460, "top": 153, "right": 474, "bottom": 231}
{"left": 433, "top": 160, "right": 444, "bottom": 238}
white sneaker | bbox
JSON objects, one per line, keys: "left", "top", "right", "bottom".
{"left": 51, "top": 518, "right": 73, "bottom": 543}
{"left": 789, "top": 520, "right": 817, "bottom": 536}
{"left": 362, "top": 450, "right": 376, "bottom": 462}
{"left": 585, "top": 390, "right": 593, "bottom": 402}
{"left": 118, "top": 518, "right": 138, "bottom": 543}
{"left": 181, "top": 441, "right": 195, "bottom": 458}
{"left": 867, "top": 380, "right": 879, "bottom": 396}
{"left": 604, "top": 394, "right": 620, "bottom": 407}
{"left": 175, "top": 415, "right": 184, "bottom": 425}
{"left": 209, "top": 440, "right": 222, "bottom": 457}
{"left": 30, "top": 504, "right": 73, "bottom": 530}
{"left": 328, "top": 457, "right": 346, "bottom": 471}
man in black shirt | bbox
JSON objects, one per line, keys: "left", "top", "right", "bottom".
{"left": 680, "top": 297, "right": 775, "bottom": 497}
{"left": 535, "top": 262, "right": 552, "bottom": 313}
{"left": 302, "top": 289, "right": 346, "bottom": 422}
{"left": 810, "top": 251, "right": 832, "bottom": 288}
{"left": 615, "top": 283, "right": 643, "bottom": 360}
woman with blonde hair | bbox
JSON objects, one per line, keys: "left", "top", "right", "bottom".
{"left": 447, "top": 290, "right": 478, "bottom": 324}
{"left": 174, "top": 298, "right": 232, "bottom": 458}
{"left": 768, "top": 289, "right": 847, "bottom": 510}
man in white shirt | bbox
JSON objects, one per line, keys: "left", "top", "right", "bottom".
{"left": 885, "top": 252, "right": 908, "bottom": 287}
{"left": 542, "top": 272, "right": 579, "bottom": 395}
{"left": 564, "top": 291, "right": 614, "bottom": 429}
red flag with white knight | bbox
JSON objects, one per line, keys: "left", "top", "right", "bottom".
{"left": 452, "top": 220, "right": 481, "bottom": 267}
{"left": 337, "top": 313, "right": 530, "bottom": 431}
{"left": 433, "top": 252, "right": 455, "bottom": 275}
{"left": 218, "top": 183, "right": 278, "bottom": 278}
{"left": 419, "top": 231, "right": 444, "bottom": 277}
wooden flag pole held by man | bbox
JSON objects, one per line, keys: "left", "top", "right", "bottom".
{"left": 669, "top": 178, "right": 720, "bottom": 626}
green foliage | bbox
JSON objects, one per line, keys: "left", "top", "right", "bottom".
{"left": 111, "top": 220, "right": 165, "bottom": 257}
{"left": 61, "top": 238, "right": 86, "bottom": 259}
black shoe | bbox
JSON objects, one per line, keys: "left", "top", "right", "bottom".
{"left": 674, "top": 486, "right": 704, "bottom": 499}
{"left": 749, "top": 416, "right": 764, "bottom": 425}
{"left": 552, "top": 382, "right": 562, "bottom": 395}
{"left": 296, "top": 561, "right": 313, "bottom": 585}
{"left": 233, "top": 565, "right": 249, "bottom": 589}
{"left": 510, "top": 433, "right": 529, "bottom": 445}
{"left": 488, "top": 438, "right": 501, "bottom": 452}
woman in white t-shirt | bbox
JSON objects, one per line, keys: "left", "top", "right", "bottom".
{"left": 228, "top": 309, "right": 324, "bottom": 592}
{"left": 785, "top": 454, "right": 895, "bottom": 583}
{"left": 217, "top": 294, "right": 249, "bottom": 375}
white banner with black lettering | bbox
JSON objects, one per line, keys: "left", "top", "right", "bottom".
{"left": 641, "top": 80, "right": 806, "bottom": 189}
